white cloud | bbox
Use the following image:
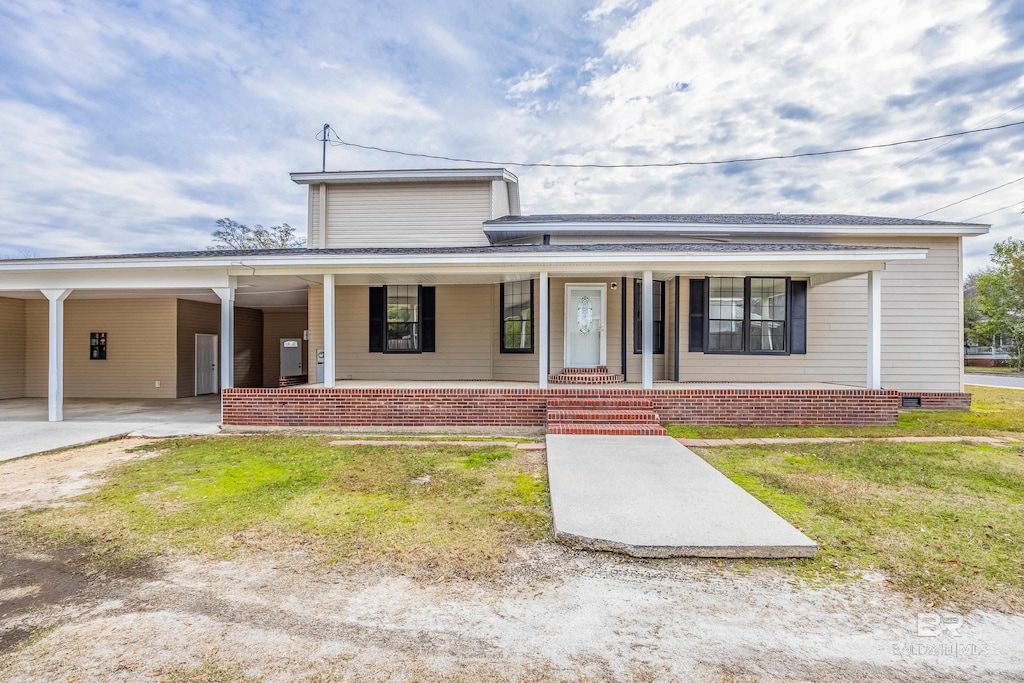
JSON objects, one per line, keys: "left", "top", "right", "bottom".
{"left": 585, "top": 0, "right": 638, "bottom": 22}
{"left": 1, "top": 0, "right": 1022, "bottom": 275}
{"left": 506, "top": 67, "right": 556, "bottom": 98}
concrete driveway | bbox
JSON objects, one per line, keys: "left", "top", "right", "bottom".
{"left": 966, "top": 373, "right": 1024, "bottom": 389}
{"left": 0, "top": 396, "right": 221, "bottom": 462}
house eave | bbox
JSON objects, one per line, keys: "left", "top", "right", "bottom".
{"left": 290, "top": 168, "right": 519, "bottom": 185}
{"left": 0, "top": 248, "right": 928, "bottom": 274}
{"left": 483, "top": 222, "right": 990, "bottom": 243}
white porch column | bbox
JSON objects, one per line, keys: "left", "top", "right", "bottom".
{"left": 642, "top": 270, "right": 654, "bottom": 389}
{"left": 214, "top": 278, "right": 236, "bottom": 391}
{"left": 867, "top": 270, "right": 882, "bottom": 389}
{"left": 42, "top": 288, "right": 72, "bottom": 422}
{"left": 323, "top": 273, "right": 336, "bottom": 388}
{"left": 538, "top": 272, "right": 549, "bottom": 388}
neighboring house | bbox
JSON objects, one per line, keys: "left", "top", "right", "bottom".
{"left": 0, "top": 168, "right": 989, "bottom": 430}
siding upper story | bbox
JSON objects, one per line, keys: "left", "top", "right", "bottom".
{"left": 309, "top": 181, "right": 497, "bottom": 248}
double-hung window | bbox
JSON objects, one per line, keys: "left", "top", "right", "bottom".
{"left": 633, "top": 279, "right": 665, "bottom": 354}
{"left": 700, "top": 276, "right": 796, "bottom": 355}
{"left": 386, "top": 285, "right": 420, "bottom": 352}
{"left": 368, "top": 285, "right": 436, "bottom": 353}
{"left": 500, "top": 280, "right": 534, "bottom": 353}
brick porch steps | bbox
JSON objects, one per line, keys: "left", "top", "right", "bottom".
{"left": 547, "top": 423, "right": 667, "bottom": 436}
{"left": 547, "top": 397, "right": 655, "bottom": 409}
{"left": 547, "top": 409, "right": 659, "bottom": 423}
{"left": 545, "top": 396, "right": 666, "bottom": 436}
{"left": 548, "top": 366, "right": 626, "bottom": 385}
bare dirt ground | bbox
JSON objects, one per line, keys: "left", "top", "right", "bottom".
{"left": 2, "top": 439, "right": 1023, "bottom": 682}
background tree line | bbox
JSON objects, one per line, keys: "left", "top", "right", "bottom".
{"left": 964, "top": 235, "right": 1024, "bottom": 370}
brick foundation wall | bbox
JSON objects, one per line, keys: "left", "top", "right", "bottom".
{"left": 898, "top": 391, "right": 973, "bottom": 411}
{"left": 222, "top": 387, "right": 902, "bottom": 427}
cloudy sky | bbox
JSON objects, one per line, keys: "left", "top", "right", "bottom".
{"left": 1, "top": 0, "right": 1022, "bottom": 272}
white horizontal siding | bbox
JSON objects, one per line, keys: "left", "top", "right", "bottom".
{"left": 330, "top": 284, "right": 493, "bottom": 380}
{"left": 490, "top": 181, "right": 511, "bottom": 219}
{"left": 676, "top": 236, "right": 964, "bottom": 391}
{"left": 324, "top": 182, "right": 492, "bottom": 248}
{"left": 0, "top": 297, "right": 26, "bottom": 399}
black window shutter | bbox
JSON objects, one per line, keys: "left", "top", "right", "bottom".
{"left": 790, "top": 280, "right": 807, "bottom": 354}
{"left": 421, "top": 286, "right": 436, "bottom": 352}
{"left": 688, "top": 279, "right": 706, "bottom": 352}
{"left": 368, "top": 287, "right": 384, "bottom": 352}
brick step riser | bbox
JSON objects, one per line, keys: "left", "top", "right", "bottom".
{"left": 547, "top": 424, "right": 667, "bottom": 436}
{"left": 548, "top": 374, "right": 626, "bottom": 385}
{"left": 546, "top": 398, "right": 655, "bottom": 409}
{"left": 547, "top": 410, "right": 661, "bottom": 423}
{"left": 556, "top": 366, "right": 610, "bottom": 374}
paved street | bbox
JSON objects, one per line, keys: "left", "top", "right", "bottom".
{"left": 965, "top": 373, "right": 1024, "bottom": 389}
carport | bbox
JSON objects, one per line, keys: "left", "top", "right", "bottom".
{"left": 0, "top": 396, "right": 222, "bottom": 461}
{"left": 0, "top": 255, "right": 311, "bottom": 430}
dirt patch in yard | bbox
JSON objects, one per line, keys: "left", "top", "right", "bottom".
{"left": 1, "top": 438, "right": 1022, "bottom": 682}
{"left": 2, "top": 545, "right": 1022, "bottom": 682}
{"left": 0, "top": 438, "right": 160, "bottom": 513}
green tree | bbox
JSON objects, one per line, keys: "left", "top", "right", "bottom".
{"left": 963, "top": 269, "right": 988, "bottom": 346}
{"left": 208, "top": 218, "right": 305, "bottom": 250}
{"left": 975, "top": 238, "right": 1024, "bottom": 369}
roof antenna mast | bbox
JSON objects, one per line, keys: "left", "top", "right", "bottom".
{"left": 321, "top": 123, "right": 330, "bottom": 172}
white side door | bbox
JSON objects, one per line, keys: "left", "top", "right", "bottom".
{"left": 195, "top": 333, "right": 219, "bottom": 396}
{"left": 280, "top": 338, "right": 303, "bottom": 377}
{"left": 564, "top": 284, "right": 606, "bottom": 368}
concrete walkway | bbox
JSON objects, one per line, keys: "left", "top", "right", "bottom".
{"left": 0, "top": 397, "right": 221, "bottom": 462}
{"left": 679, "top": 435, "right": 1014, "bottom": 447}
{"left": 546, "top": 434, "right": 817, "bottom": 558}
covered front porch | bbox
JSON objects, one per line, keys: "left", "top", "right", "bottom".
{"left": 0, "top": 241, "right": 969, "bottom": 428}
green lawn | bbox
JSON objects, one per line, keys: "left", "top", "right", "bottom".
{"left": 700, "top": 439, "right": 1024, "bottom": 611}
{"left": 13, "top": 436, "right": 550, "bottom": 579}
{"left": 666, "top": 385, "right": 1024, "bottom": 440}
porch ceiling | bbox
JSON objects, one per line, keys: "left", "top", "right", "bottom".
{"left": 0, "top": 275, "right": 311, "bottom": 311}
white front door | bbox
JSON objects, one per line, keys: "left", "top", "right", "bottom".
{"left": 280, "top": 338, "right": 303, "bottom": 377}
{"left": 195, "top": 333, "right": 219, "bottom": 396}
{"left": 564, "top": 284, "right": 606, "bottom": 368}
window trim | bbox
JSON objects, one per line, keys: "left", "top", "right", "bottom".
{"left": 382, "top": 284, "right": 423, "bottom": 355}
{"left": 499, "top": 280, "right": 535, "bottom": 354}
{"left": 702, "top": 276, "right": 792, "bottom": 356}
{"left": 632, "top": 278, "right": 666, "bottom": 355}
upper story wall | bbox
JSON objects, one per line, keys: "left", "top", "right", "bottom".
{"left": 308, "top": 180, "right": 513, "bottom": 248}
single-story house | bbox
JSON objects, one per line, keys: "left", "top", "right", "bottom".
{"left": 0, "top": 168, "right": 988, "bottom": 433}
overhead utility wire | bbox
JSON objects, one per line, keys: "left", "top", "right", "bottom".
{"left": 319, "top": 120, "right": 1024, "bottom": 169}
{"left": 914, "top": 175, "right": 1024, "bottom": 219}
{"left": 815, "top": 102, "right": 1024, "bottom": 209}
{"left": 959, "top": 200, "right": 1024, "bottom": 223}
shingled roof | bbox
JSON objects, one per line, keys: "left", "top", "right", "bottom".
{"left": 484, "top": 213, "right": 983, "bottom": 226}
{"left": 2, "top": 242, "right": 911, "bottom": 263}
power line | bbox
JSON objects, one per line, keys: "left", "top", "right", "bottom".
{"left": 816, "top": 102, "right": 1024, "bottom": 209}
{"left": 319, "top": 119, "right": 1024, "bottom": 169}
{"left": 915, "top": 175, "right": 1024, "bottom": 219}
{"left": 959, "top": 200, "right": 1024, "bottom": 223}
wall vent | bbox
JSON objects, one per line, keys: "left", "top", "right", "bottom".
{"left": 901, "top": 396, "right": 922, "bottom": 408}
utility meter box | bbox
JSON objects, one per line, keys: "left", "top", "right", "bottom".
{"left": 316, "top": 349, "right": 325, "bottom": 383}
